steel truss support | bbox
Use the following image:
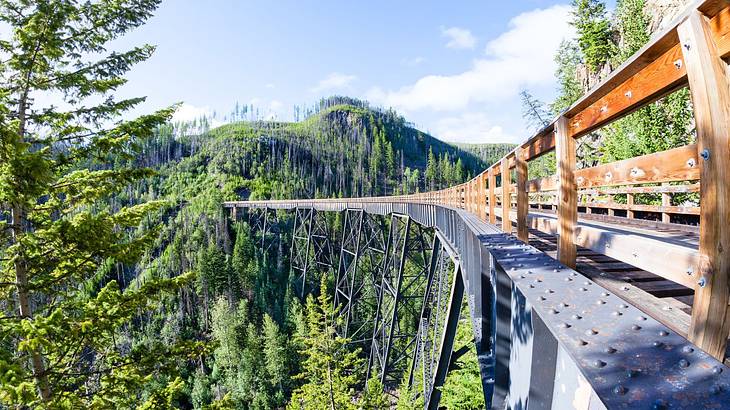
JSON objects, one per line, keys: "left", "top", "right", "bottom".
{"left": 247, "top": 207, "right": 282, "bottom": 254}
{"left": 368, "top": 214, "right": 434, "bottom": 390}
{"left": 290, "top": 207, "right": 335, "bottom": 297}
{"left": 406, "top": 232, "right": 464, "bottom": 410}
{"left": 334, "top": 209, "right": 364, "bottom": 336}
{"left": 338, "top": 211, "right": 388, "bottom": 352}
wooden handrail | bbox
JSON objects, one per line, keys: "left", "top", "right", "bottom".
{"left": 390, "top": 0, "right": 730, "bottom": 360}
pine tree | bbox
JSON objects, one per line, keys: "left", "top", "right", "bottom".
{"left": 425, "top": 148, "right": 437, "bottom": 191}
{"left": 571, "top": 0, "right": 616, "bottom": 72}
{"left": 263, "top": 314, "right": 291, "bottom": 406}
{"left": 0, "top": 0, "right": 200, "bottom": 406}
{"left": 600, "top": 0, "right": 693, "bottom": 163}
{"left": 361, "top": 378, "right": 390, "bottom": 409}
{"left": 520, "top": 89, "right": 551, "bottom": 131}
{"left": 288, "top": 280, "right": 363, "bottom": 410}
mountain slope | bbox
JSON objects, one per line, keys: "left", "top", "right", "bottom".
{"left": 120, "top": 99, "right": 511, "bottom": 408}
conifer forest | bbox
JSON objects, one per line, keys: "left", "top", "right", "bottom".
{"left": 0, "top": 0, "right": 698, "bottom": 409}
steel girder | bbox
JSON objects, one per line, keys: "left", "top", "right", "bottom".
{"left": 406, "top": 232, "right": 464, "bottom": 409}
{"left": 338, "top": 210, "right": 388, "bottom": 351}
{"left": 247, "top": 207, "right": 282, "bottom": 254}
{"left": 230, "top": 201, "right": 730, "bottom": 409}
{"left": 334, "top": 209, "right": 364, "bottom": 337}
{"left": 290, "top": 207, "right": 335, "bottom": 297}
{"left": 367, "top": 214, "right": 434, "bottom": 390}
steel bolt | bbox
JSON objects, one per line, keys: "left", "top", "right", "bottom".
{"left": 653, "top": 341, "right": 664, "bottom": 348}
{"left": 604, "top": 347, "right": 617, "bottom": 354}
{"left": 659, "top": 330, "right": 669, "bottom": 337}
{"left": 678, "top": 359, "right": 690, "bottom": 368}
{"left": 597, "top": 300, "right": 607, "bottom": 305}
{"left": 681, "top": 345, "right": 694, "bottom": 354}
{"left": 652, "top": 399, "right": 667, "bottom": 410}
{"left": 593, "top": 359, "right": 607, "bottom": 368}
{"left": 698, "top": 277, "right": 707, "bottom": 287}
{"left": 701, "top": 149, "right": 710, "bottom": 160}
{"left": 613, "top": 385, "right": 627, "bottom": 395}
{"left": 632, "top": 324, "right": 642, "bottom": 331}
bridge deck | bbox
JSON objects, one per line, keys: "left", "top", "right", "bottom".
{"left": 489, "top": 208, "right": 705, "bottom": 338}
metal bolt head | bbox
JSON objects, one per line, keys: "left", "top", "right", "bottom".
{"left": 682, "top": 345, "right": 694, "bottom": 354}
{"left": 593, "top": 359, "right": 607, "bottom": 368}
{"left": 701, "top": 149, "right": 710, "bottom": 160}
{"left": 698, "top": 277, "right": 707, "bottom": 288}
{"left": 613, "top": 385, "right": 627, "bottom": 395}
{"left": 678, "top": 359, "right": 690, "bottom": 368}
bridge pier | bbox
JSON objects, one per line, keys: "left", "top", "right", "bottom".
{"left": 225, "top": 201, "right": 730, "bottom": 409}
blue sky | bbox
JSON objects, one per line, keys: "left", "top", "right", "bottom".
{"left": 111, "top": 0, "right": 585, "bottom": 144}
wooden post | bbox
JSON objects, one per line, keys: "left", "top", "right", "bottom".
{"left": 608, "top": 195, "right": 615, "bottom": 216}
{"left": 516, "top": 147, "right": 528, "bottom": 242}
{"left": 662, "top": 183, "right": 671, "bottom": 223}
{"left": 501, "top": 159, "right": 511, "bottom": 233}
{"left": 556, "top": 117, "right": 577, "bottom": 268}
{"left": 679, "top": 10, "right": 730, "bottom": 360}
{"left": 626, "top": 193, "right": 635, "bottom": 219}
{"left": 480, "top": 173, "right": 487, "bottom": 221}
{"left": 488, "top": 168, "right": 496, "bottom": 225}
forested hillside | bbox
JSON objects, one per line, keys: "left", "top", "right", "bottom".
{"left": 100, "top": 99, "right": 505, "bottom": 408}
{"left": 0, "top": 0, "right": 696, "bottom": 408}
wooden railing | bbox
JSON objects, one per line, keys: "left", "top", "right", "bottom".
{"left": 365, "top": 0, "right": 730, "bottom": 360}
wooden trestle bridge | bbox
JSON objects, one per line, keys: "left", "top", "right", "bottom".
{"left": 225, "top": 1, "right": 730, "bottom": 408}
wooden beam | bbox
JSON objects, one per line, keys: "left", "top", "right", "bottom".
{"left": 556, "top": 116, "right": 577, "bottom": 268}
{"left": 662, "top": 183, "right": 672, "bottom": 223}
{"left": 567, "top": 44, "right": 687, "bottom": 139}
{"left": 521, "top": 128, "right": 556, "bottom": 162}
{"left": 488, "top": 168, "right": 496, "bottom": 225}
{"left": 679, "top": 9, "right": 730, "bottom": 360}
{"left": 501, "top": 159, "right": 511, "bottom": 233}
{"left": 575, "top": 144, "right": 700, "bottom": 188}
{"left": 708, "top": 3, "right": 730, "bottom": 58}
{"left": 516, "top": 146, "right": 528, "bottom": 242}
{"left": 627, "top": 193, "right": 635, "bottom": 219}
{"left": 500, "top": 208, "right": 699, "bottom": 289}
{"left": 526, "top": 145, "right": 699, "bottom": 193}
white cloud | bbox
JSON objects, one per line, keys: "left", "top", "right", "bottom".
{"left": 310, "top": 72, "right": 357, "bottom": 93}
{"left": 173, "top": 103, "right": 226, "bottom": 128}
{"left": 265, "top": 83, "right": 276, "bottom": 89}
{"left": 441, "top": 26, "right": 477, "bottom": 49}
{"left": 369, "top": 5, "right": 573, "bottom": 112}
{"left": 173, "top": 103, "right": 213, "bottom": 122}
{"left": 432, "top": 112, "right": 520, "bottom": 144}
